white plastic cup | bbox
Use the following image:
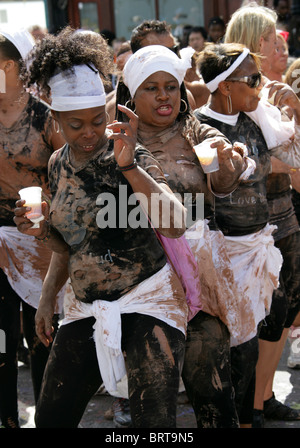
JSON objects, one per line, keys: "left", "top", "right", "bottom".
{"left": 18, "top": 186, "right": 44, "bottom": 228}
{"left": 194, "top": 142, "right": 219, "bottom": 173}
{"left": 258, "top": 86, "right": 277, "bottom": 105}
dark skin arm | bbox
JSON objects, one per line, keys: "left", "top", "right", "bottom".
{"left": 107, "top": 104, "right": 187, "bottom": 237}
{"left": 35, "top": 251, "right": 69, "bottom": 347}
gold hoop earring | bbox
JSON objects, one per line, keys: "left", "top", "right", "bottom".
{"left": 180, "top": 99, "right": 188, "bottom": 114}
{"left": 227, "top": 95, "right": 232, "bottom": 114}
{"left": 125, "top": 99, "right": 136, "bottom": 113}
{"left": 53, "top": 120, "right": 60, "bottom": 134}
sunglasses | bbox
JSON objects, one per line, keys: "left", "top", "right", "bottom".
{"left": 226, "top": 72, "right": 262, "bottom": 89}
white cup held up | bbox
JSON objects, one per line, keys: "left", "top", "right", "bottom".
{"left": 194, "top": 141, "right": 219, "bottom": 173}
{"left": 18, "top": 186, "right": 44, "bottom": 228}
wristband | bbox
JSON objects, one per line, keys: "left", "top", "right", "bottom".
{"left": 35, "top": 221, "right": 51, "bottom": 242}
{"left": 118, "top": 159, "right": 138, "bottom": 172}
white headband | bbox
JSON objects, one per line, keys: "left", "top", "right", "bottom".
{"left": 0, "top": 26, "right": 35, "bottom": 61}
{"left": 48, "top": 63, "right": 106, "bottom": 111}
{"left": 206, "top": 48, "right": 250, "bottom": 93}
{"left": 123, "top": 45, "right": 191, "bottom": 98}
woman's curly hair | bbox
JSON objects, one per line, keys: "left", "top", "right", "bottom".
{"left": 26, "top": 26, "right": 114, "bottom": 98}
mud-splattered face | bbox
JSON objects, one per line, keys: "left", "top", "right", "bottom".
{"left": 226, "top": 57, "right": 263, "bottom": 113}
{"left": 133, "top": 71, "right": 181, "bottom": 129}
{"left": 53, "top": 105, "right": 107, "bottom": 164}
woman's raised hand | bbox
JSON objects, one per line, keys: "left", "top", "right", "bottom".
{"left": 210, "top": 137, "right": 244, "bottom": 173}
{"left": 106, "top": 104, "right": 139, "bottom": 168}
{"left": 266, "top": 80, "right": 300, "bottom": 112}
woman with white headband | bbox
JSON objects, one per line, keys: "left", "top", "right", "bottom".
{"left": 195, "top": 41, "right": 300, "bottom": 427}
{"left": 0, "top": 26, "right": 66, "bottom": 428}
{"left": 225, "top": 4, "right": 300, "bottom": 427}
{"left": 14, "top": 27, "right": 189, "bottom": 428}
{"left": 115, "top": 44, "right": 265, "bottom": 428}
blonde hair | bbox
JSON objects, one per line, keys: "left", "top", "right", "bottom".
{"left": 224, "top": 4, "right": 277, "bottom": 53}
{"left": 285, "top": 58, "right": 300, "bottom": 98}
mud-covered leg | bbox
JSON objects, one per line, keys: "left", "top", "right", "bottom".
{"left": 231, "top": 335, "right": 259, "bottom": 425}
{"left": 35, "top": 317, "right": 102, "bottom": 428}
{"left": 123, "top": 314, "right": 185, "bottom": 428}
{"left": 182, "top": 311, "right": 239, "bottom": 428}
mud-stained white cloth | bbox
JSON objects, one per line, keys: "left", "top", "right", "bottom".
{"left": 0, "top": 226, "right": 64, "bottom": 312}
{"left": 246, "top": 93, "right": 295, "bottom": 150}
{"left": 183, "top": 222, "right": 282, "bottom": 346}
{"left": 61, "top": 263, "right": 187, "bottom": 397}
{"left": 223, "top": 223, "right": 283, "bottom": 346}
{"left": 48, "top": 63, "right": 106, "bottom": 111}
{"left": 154, "top": 220, "right": 280, "bottom": 347}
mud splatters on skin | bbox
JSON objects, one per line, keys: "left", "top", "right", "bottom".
{"left": 153, "top": 325, "right": 175, "bottom": 366}
{"left": 211, "top": 366, "right": 223, "bottom": 391}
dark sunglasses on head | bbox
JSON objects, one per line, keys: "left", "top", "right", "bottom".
{"left": 226, "top": 72, "right": 262, "bottom": 89}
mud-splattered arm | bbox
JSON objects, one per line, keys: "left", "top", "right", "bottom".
{"left": 35, "top": 251, "right": 69, "bottom": 347}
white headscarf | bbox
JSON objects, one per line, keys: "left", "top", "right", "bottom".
{"left": 0, "top": 26, "right": 35, "bottom": 61}
{"left": 48, "top": 63, "right": 106, "bottom": 111}
{"left": 123, "top": 45, "right": 191, "bottom": 98}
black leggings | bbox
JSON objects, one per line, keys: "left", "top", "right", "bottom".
{"left": 230, "top": 335, "right": 259, "bottom": 425}
{"left": 182, "top": 311, "right": 239, "bottom": 428}
{"left": 35, "top": 313, "right": 185, "bottom": 428}
{"left": 0, "top": 269, "right": 59, "bottom": 428}
{"left": 259, "top": 232, "right": 300, "bottom": 341}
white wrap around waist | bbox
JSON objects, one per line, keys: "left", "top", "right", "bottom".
{"left": 61, "top": 263, "right": 187, "bottom": 397}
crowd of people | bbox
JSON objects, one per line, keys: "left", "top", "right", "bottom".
{"left": 1, "top": 0, "right": 300, "bottom": 430}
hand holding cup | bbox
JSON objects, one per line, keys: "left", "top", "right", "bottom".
{"left": 18, "top": 186, "right": 44, "bottom": 228}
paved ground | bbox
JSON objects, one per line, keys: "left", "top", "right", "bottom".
{"left": 17, "top": 341, "right": 300, "bottom": 429}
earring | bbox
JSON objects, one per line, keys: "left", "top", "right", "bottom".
{"left": 125, "top": 99, "right": 136, "bottom": 113}
{"left": 227, "top": 95, "right": 232, "bottom": 114}
{"left": 53, "top": 120, "right": 60, "bottom": 134}
{"left": 180, "top": 99, "right": 188, "bottom": 113}
{"left": 106, "top": 112, "right": 110, "bottom": 124}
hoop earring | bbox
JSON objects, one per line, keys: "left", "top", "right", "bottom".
{"left": 53, "top": 120, "right": 60, "bottom": 134}
{"left": 180, "top": 99, "right": 188, "bottom": 114}
{"left": 125, "top": 99, "right": 136, "bottom": 113}
{"left": 227, "top": 95, "right": 232, "bottom": 114}
{"left": 106, "top": 112, "right": 110, "bottom": 124}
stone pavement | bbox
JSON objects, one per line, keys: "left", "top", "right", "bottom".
{"left": 17, "top": 341, "right": 300, "bottom": 429}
